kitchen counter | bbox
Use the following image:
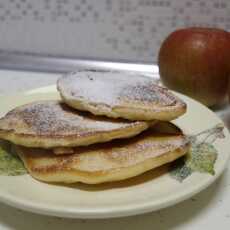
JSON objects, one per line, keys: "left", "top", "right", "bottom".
{"left": 0, "top": 69, "right": 230, "bottom": 230}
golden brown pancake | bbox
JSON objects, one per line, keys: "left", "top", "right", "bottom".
{"left": 0, "top": 100, "right": 152, "bottom": 148}
{"left": 15, "top": 122, "right": 190, "bottom": 184}
{"left": 57, "top": 71, "right": 186, "bottom": 121}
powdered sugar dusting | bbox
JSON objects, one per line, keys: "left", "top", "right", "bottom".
{"left": 58, "top": 71, "right": 177, "bottom": 106}
{"left": 74, "top": 134, "right": 188, "bottom": 171}
{"left": 106, "top": 136, "right": 187, "bottom": 168}
{"left": 120, "top": 82, "right": 176, "bottom": 106}
{"left": 3, "top": 101, "right": 144, "bottom": 136}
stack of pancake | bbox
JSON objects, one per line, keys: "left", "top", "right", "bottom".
{"left": 0, "top": 71, "right": 189, "bottom": 184}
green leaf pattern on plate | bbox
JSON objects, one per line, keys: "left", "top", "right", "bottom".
{"left": 170, "top": 124, "right": 224, "bottom": 182}
{"left": 187, "top": 143, "right": 217, "bottom": 175}
{"left": 0, "top": 141, "right": 27, "bottom": 176}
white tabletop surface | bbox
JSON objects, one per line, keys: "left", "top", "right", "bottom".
{"left": 0, "top": 69, "right": 230, "bottom": 230}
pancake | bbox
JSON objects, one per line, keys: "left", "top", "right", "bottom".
{"left": 0, "top": 100, "right": 152, "bottom": 148}
{"left": 14, "top": 122, "right": 190, "bottom": 184}
{"left": 57, "top": 71, "right": 186, "bottom": 121}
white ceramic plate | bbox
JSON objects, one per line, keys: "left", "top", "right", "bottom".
{"left": 0, "top": 85, "right": 229, "bottom": 219}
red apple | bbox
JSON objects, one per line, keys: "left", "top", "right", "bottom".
{"left": 158, "top": 27, "right": 230, "bottom": 106}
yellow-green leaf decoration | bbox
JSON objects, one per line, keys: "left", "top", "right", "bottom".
{"left": 187, "top": 143, "right": 217, "bottom": 175}
{"left": 170, "top": 124, "right": 224, "bottom": 182}
{"left": 0, "top": 141, "right": 27, "bottom": 176}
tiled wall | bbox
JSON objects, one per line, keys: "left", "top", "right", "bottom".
{"left": 0, "top": 0, "right": 229, "bottom": 62}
